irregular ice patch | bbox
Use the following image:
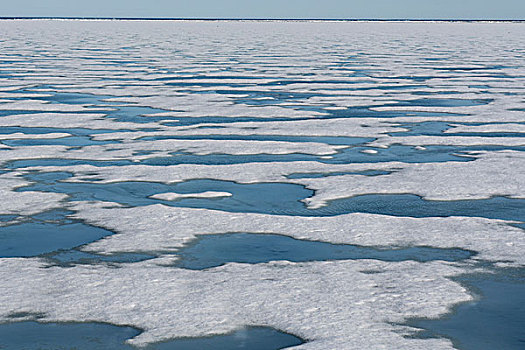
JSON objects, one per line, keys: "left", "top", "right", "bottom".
{"left": 0, "top": 257, "right": 468, "bottom": 349}
{"left": 100, "top": 139, "right": 347, "bottom": 156}
{"left": 369, "top": 135, "right": 525, "bottom": 147}
{"left": 0, "top": 132, "right": 71, "bottom": 140}
{"left": 444, "top": 123, "right": 525, "bottom": 134}
{"left": 0, "top": 100, "right": 111, "bottom": 112}
{"left": 0, "top": 112, "right": 161, "bottom": 130}
{"left": 0, "top": 175, "right": 66, "bottom": 218}
{"left": 293, "top": 151, "right": 525, "bottom": 208}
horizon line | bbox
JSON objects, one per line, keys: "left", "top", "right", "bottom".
{"left": 0, "top": 17, "right": 524, "bottom": 22}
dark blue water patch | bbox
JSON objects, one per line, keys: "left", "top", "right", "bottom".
{"left": 407, "top": 268, "right": 525, "bottom": 350}
{"left": 0, "top": 109, "right": 116, "bottom": 117}
{"left": 159, "top": 108, "right": 466, "bottom": 128}
{"left": 317, "top": 194, "right": 525, "bottom": 222}
{"left": 154, "top": 75, "right": 269, "bottom": 81}
{"left": 0, "top": 209, "right": 114, "bottom": 258}
{"left": 324, "top": 106, "right": 466, "bottom": 120}
{"left": 468, "top": 85, "right": 492, "bottom": 89}
{"left": 4, "top": 90, "right": 170, "bottom": 124}
{"left": 0, "top": 322, "right": 140, "bottom": 350}
{"left": 166, "top": 81, "right": 253, "bottom": 88}
{"left": 18, "top": 174, "right": 525, "bottom": 221}
{"left": 441, "top": 132, "right": 525, "bottom": 138}
{"left": 148, "top": 326, "right": 305, "bottom": 350}
{"left": 0, "top": 220, "right": 112, "bottom": 258}
{"left": 385, "top": 74, "right": 511, "bottom": 81}
{"left": 18, "top": 177, "right": 313, "bottom": 215}
{"left": 138, "top": 144, "right": 476, "bottom": 166}
{"left": 410, "top": 91, "right": 465, "bottom": 96}
{"left": 0, "top": 322, "right": 304, "bottom": 350}
{"left": 140, "top": 134, "right": 374, "bottom": 147}
{"left": 1, "top": 135, "right": 116, "bottom": 147}
{"left": 286, "top": 170, "right": 392, "bottom": 179}
{"left": 0, "top": 110, "right": 45, "bottom": 117}
{"left": 160, "top": 115, "right": 303, "bottom": 127}
{"left": 14, "top": 91, "right": 116, "bottom": 105}
{"left": 0, "top": 126, "right": 140, "bottom": 136}
{"left": 174, "top": 233, "right": 475, "bottom": 270}
{"left": 0, "top": 214, "right": 18, "bottom": 222}
{"left": 178, "top": 88, "right": 467, "bottom": 120}
{"left": 258, "top": 79, "right": 372, "bottom": 87}
{"left": 385, "top": 98, "right": 493, "bottom": 108}
{"left": 388, "top": 121, "right": 452, "bottom": 136}
{"left": 103, "top": 105, "right": 174, "bottom": 124}
{"left": 333, "top": 145, "right": 525, "bottom": 165}
{"left": 42, "top": 249, "right": 154, "bottom": 267}
{"left": 5, "top": 158, "right": 134, "bottom": 169}
{"left": 332, "top": 145, "right": 474, "bottom": 164}
{"left": 27, "top": 208, "right": 73, "bottom": 222}
{"left": 140, "top": 152, "right": 322, "bottom": 166}
{"left": 22, "top": 170, "right": 74, "bottom": 184}
{"left": 313, "top": 84, "right": 424, "bottom": 92}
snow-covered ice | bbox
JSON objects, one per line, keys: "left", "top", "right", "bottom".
{"left": 0, "top": 19, "right": 524, "bottom": 349}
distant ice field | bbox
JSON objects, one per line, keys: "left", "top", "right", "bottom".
{"left": 0, "top": 20, "right": 524, "bottom": 349}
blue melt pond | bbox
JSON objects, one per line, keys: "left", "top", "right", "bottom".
{"left": 1, "top": 136, "right": 114, "bottom": 147}
{"left": 19, "top": 173, "right": 525, "bottom": 222}
{"left": 43, "top": 249, "right": 154, "bottom": 267}
{"left": 0, "top": 323, "right": 304, "bottom": 350}
{"left": 0, "top": 210, "right": 113, "bottom": 258}
{"left": 174, "top": 233, "right": 475, "bottom": 270}
{"left": 409, "top": 268, "right": 525, "bottom": 350}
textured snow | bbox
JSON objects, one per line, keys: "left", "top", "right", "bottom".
{"left": 0, "top": 100, "right": 112, "bottom": 112}
{"left": 0, "top": 257, "right": 468, "bottom": 349}
{"left": 295, "top": 151, "right": 525, "bottom": 208}
{"left": 369, "top": 136, "right": 525, "bottom": 147}
{"left": 94, "top": 139, "right": 347, "bottom": 156}
{"left": 0, "top": 175, "right": 67, "bottom": 218}
{"left": 0, "top": 132, "right": 71, "bottom": 140}
{"left": 0, "top": 112, "right": 161, "bottom": 130}
{"left": 445, "top": 123, "right": 525, "bottom": 134}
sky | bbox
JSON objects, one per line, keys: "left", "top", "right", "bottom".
{"left": 1, "top": 0, "right": 524, "bottom": 19}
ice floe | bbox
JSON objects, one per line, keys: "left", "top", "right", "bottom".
{"left": 0, "top": 20, "right": 524, "bottom": 349}
{"left": 0, "top": 257, "right": 469, "bottom": 349}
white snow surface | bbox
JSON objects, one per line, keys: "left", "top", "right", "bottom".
{"left": 295, "top": 151, "right": 525, "bottom": 208}
{"left": 0, "top": 175, "right": 67, "bottom": 218}
{"left": 0, "top": 257, "right": 468, "bottom": 349}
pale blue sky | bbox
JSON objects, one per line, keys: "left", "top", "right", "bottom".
{"left": 1, "top": 0, "right": 524, "bottom": 19}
